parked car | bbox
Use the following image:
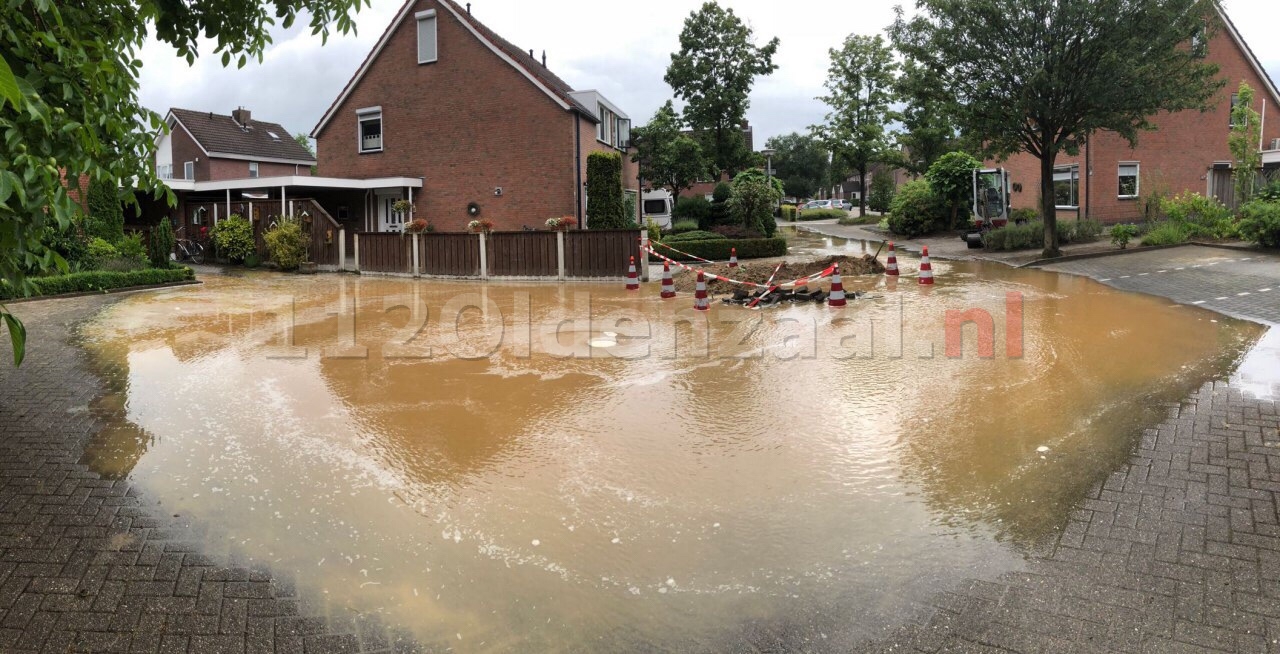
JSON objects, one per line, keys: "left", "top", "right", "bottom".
{"left": 837, "top": 200, "right": 853, "bottom": 211}
{"left": 804, "top": 200, "right": 834, "bottom": 210}
{"left": 641, "top": 190, "right": 674, "bottom": 229}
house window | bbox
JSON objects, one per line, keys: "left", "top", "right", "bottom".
{"left": 157, "top": 164, "right": 173, "bottom": 180}
{"left": 1118, "top": 163, "right": 1139, "bottom": 198}
{"left": 357, "top": 107, "right": 383, "bottom": 153}
{"left": 1190, "top": 23, "right": 1208, "bottom": 58}
{"left": 183, "top": 161, "right": 194, "bottom": 180}
{"left": 249, "top": 162, "right": 259, "bottom": 178}
{"left": 416, "top": 10, "right": 438, "bottom": 64}
{"left": 1053, "top": 165, "right": 1079, "bottom": 208}
{"left": 617, "top": 117, "right": 631, "bottom": 149}
{"left": 598, "top": 107, "right": 615, "bottom": 146}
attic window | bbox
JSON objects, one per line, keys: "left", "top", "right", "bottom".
{"left": 357, "top": 107, "right": 383, "bottom": 153}
{"left": 267, "top": 131, "right": 281, "bottom": 141}
{"left": 417, "top": 10, "right": 438, "bottom": 64}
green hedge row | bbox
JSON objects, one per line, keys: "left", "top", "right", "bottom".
{"left": 651, "top": 237, "right": 787, "bottom": 261}
{"left": 0, "top": 267, "right": 195, "bottom": 300}
{"left": 797, "top": 208, "right": 847, "bottom": 221}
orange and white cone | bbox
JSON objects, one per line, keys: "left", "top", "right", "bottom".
{"left": 626, "top": 256, "right": 639, "bottom": 290}
{"left": 660, "top": 261, "right": 676, "bottom": 299}
{"left": 885, "top": 241, "right": 899, "bottom": 276}
{"left": 729, "top": 248, "right": 739, "bottom": 268}
{"left": 918, "top": 246, "right": 934, "bottom": 285}
{"left": 694, "top": 271, "right": 709, "bottom": 311}
{"left": 828, "top": 265, "right": 847, "bottom": 307}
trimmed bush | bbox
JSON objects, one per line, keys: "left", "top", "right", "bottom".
{"left": 586, "top": 151, "right": 627, "bottom": 228}
{"left": 728, "top": 169, "right": 781, "bottom": 238}
{"left": 981, "top": 218, "right": 1105, "bottom": 250}
{"left": 1110, "top": 224, "right": 1138, "bottom": 249}
{"left": 670, "top": 219, "right": 700, "bottom": 233}
{"left": 87, "top": 238, "right": 119, "bottom": 268}
{"left": 85, "top": 178, "right": 125, "bottom": 243}
{"left": 781, "top": 205, "right": 797, "bottom": 222}
{"left": 704, "top": 182, "right": 733, "bottom": 229}
{"left": 1236, "top": 200, "right": 1280, "bottom": 247}
{"left": 1010, "top": 208, "right": 1038, "bottom": 223}
{"left": 211, "top": 214, "right": 255, "bottom": 263}
{"left": 651, "top": 237, "right": 787, "bottom": 261}
{"left": 149, "top": 218, "right": 175, "bottom": 268}
{"left": 673, "top": 196, "right": 711, "bottom": 225}
{"left": 887, "top": 180, "right": 945, "bottom": 237}
{"left": 1160, "top": 191, "right": 1235, "bottom": 239}
{"left": 868, "top": 174, "right": 895, "bottom": 214}
{"left": 797, "top": 208, "right": 847, "bottom": 221}
{"left": 117, "top": 233, "right": 147, "bottom": 262}
{"left": 264, "top": 218, "right": 310, "bottom": 271}
{"left": 664, "top": 230, "right": 727, "bottom": 243}
{"left": 0, "top": 267, "right": 195, "bottom": 300}
{"left": 926, "top": 151, "right": 981, "bottom": 229}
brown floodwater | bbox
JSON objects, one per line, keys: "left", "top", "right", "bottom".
{"left": 76, "top": 238, "right": 1266, "bottom": 651}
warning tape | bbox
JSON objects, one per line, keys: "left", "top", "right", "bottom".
{"left": 643, "top": 246, "right": 838, "bottom": 291}
{"left": 648, "top": 239, "right": 717, "bottom": 264}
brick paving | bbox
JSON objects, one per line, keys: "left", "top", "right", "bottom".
{"left": 0, "top": 294, "right": 421, "bottom": 654}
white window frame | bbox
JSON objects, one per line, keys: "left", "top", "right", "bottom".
{"left": 249, "top": 162, "right": 259, "bottom": 178}
{"left": 183, "top": 161, "right": 195, "bottom": 180}
{"left": 1117, "top": 162, "right": 1140, "bottom": 199}
{"left": 1053, "top": 164, "right": 1079, "bottom": 209}
{"left": 416, "top": 10, "right": 438, "bottom": 65}
{"left": 357, "top": 106, "right": 383, "bottom": 154}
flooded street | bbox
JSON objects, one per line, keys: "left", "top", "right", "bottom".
{"left": 76, "top": 241, "right": 1265, "bottom": 651}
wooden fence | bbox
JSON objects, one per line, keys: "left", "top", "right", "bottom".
{"left": 179, "top": 197, "right": 343, "bottom": 269}
{"left": 351, "top": 229, "right": 643, "bottom": 280}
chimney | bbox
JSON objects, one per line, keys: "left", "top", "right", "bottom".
{"left": 541, "top": 50, "right": 546, "bottom": 67}
{"left": 232, "top": 107, "right": 251, "bottom": 126}
{"left": 466, "top": 2, "right": 470, "bottom": 14}
{"left": 528, "top": 48, "right": 533, "bottom": 58}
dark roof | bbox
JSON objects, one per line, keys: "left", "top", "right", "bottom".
{"left": 169, "top": 108, "right": 317, "bottom": 163}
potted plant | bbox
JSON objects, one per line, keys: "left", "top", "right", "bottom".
{"left": 405, "top": 217, "right": 431, "bottom": 234}
{"left": 545, "top": 216, "right": 576, "bottom": 231}
{"left": 467, "top": 219, "right": 494, "bottom": 234}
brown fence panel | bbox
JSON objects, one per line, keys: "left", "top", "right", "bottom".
{"left": 565, "top": 229, "right": 641, "bottom": 278}
{"left": 358, "top": 233, "right": 412, "bottom": 274}
{"left": 303, "top": 200, "right": 341, "bottom": 266}
{"left": 487, "top": 231, "right": 558, "bottom": 277}
{"left": 420, "top": 233, "right": 481, "bottom": 277}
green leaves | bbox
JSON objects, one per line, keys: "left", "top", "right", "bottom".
{"left": 0, "top": 53, "right": 19, "bottom": 110}
{"left": 631, "top": 100, "right": 708, "bottom": 199}
{"left": 1, "top": 309, "right": 26, "bottom": 367}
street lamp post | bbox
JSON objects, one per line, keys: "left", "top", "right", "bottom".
{"left": 761, "top": 148, "right": 778, "bottom": 217}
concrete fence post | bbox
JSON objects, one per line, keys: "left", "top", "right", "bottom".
{"left": 354, "top": 234, "right": 360, "bottom": 273}
{"left": 412, "top": 233, "right": 420, "bottom": 277}
{"left": 337, "top": 229, "right": 346, "bottom": 272}
{"left": 478, "top": 232, "right": 489, "bottom": 279}
{"left": 556, "top": 231, "right": 566, "bottom": 280}
{"left": 639, "top": 228, "right": 650, "bottom": 282}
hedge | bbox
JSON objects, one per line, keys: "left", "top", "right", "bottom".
{"left": 797, "top": 208, "right": 847, "bottom": 221}
{"left": 651, "top": 237, "right": 787, "bottom": 261}
{"left": 0, "top": 267, "right": 195, "bottom": 300}
{"left": 781, "top": 205, "right": 797, "bottom": 222}
{"left": 664, "top": 230, "right": 727, "bottom": 243}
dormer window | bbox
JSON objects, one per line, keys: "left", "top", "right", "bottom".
{"left": 249, "top": 162, "right": 259, "bottom": 178}
{"left": 358, "top": 107, "right": 383, "bottom": 153}
{"left": 417, "top": 10, "right": 438, "bottom": 64}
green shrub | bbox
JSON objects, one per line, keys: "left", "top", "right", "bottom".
{"left": 781, "top": 205, "right": 797, "bottom": 222}
{"left": 797, "top": 208, "right": 847, "bottom": 221}
{"left": 37, "top": 222, "right": 91, "bottom": 273}
{"left": 149, "top": 218, "right": 175, "bottom": 268}
{"left": 982, "top": 221, "right": 1042, "bottom": 250}
{"left": 1072, "top": 219, "right": 1105, "bottom": 242}
{"left": 838, "top": 213, "right": 878, "bottom": 226}
{"left": 1237, "top": 199, "right": 1280, "bottom": 248}
{"left": 264, "top": 218, "right": 310, "bottom": 271}
{"left": 211, "top": 215, "right": 255, "bottom": 263}
{"left": 868, "top": 174, "right": 895, "bottom": 214}
{"left": 670, "top": 219, "right": 700, "bottom": 233}
{"left": 87, "top": 237, "right": 119, "bottom": 268}
{"left": 650, "top": 237, "right": 786, "bottom": 261}
{"left": 117, "top": 232, "right": 147, "bottom": 262}
{"left": 887, "top": 180, "right": 945, "bottom": 238}
{"left": 85, "top": 178, "right": 125, "bottom": 243}
{"left": 1160, "top": 191, "right": 1235, "bottom": 239}
{"left": 704, "top": 182, "right": 733, "bottom": 229}
{"left": 586, "top": 151, "right": 627, "bottom": 228}
{"left": 728, "top": 169, "right": 782, "bottom": 238}
{"left": 1010, "top": 208, "right": 1038, "bottom": 223}
{"left": 1258, "top": 181, "right": 1280, "bottom": 203}
{"left": 1140, "top": 221, "right": 1190, "bottom": 246}
{"left": 664, "top": 230, "right": 727, "bottom": 243}
{"left": 712, "top": 182, "right": 732, "bottom": 204}
{"left": 0, "top": 267, "right": 195, "bottom": 300}
{"left": 673, "top": 196, "right": 711, "bottom": 224}
{"left": 645, "top": 219, "right": 662, "bottom": 245}
{"left": 1110, "top": 224, "right": 1138, "bottom": 249}
{"left": 926, "top": 151, "right": 981, "bottom": 229}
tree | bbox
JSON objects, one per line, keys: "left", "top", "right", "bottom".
{"left": 631, "top": 101, "right": 708, "bottom": 199}
{"left": 868, "top": 172, "right": 897, "bottom": 214}
{"left": 893, "top": 59, "right": 962, "bottom": 176}
{"left": 85, "top": 178, "right": 126, "bottom": 243}
{"left": 813, "top": 34, "right": 898, "bottom": 218}
{"left": 665, "top": 2, "right": 778, "bottom": 176}
{"left": 1228, "top": 81, "right": 1262, "bottom": 204}
{"left": 765, "top": 132, "right": 829, "bottom": 200}
{"left": 586, "top": 152, "right": 628, "bottom": 229}
{"left": 0, "top": 0, "right": 364, "bottom": 365}
{"left": 926, "top": 152, "right": 981, "bottom": 229}
{"left": 294, "top": 133, "right": 319, "bottom": 175}
{"left": 728, "top": 169, "right": 782, "bottom": 237}
{"left": 891, "top": 0, "right": 1223, "bottom": 257}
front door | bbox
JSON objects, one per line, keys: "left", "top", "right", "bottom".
{"left": 377, "top": 190, "right": 404, "bottom": 233}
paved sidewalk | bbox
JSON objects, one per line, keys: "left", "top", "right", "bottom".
{"left": 0, "top": 294, "right": 418, "bottom": 654}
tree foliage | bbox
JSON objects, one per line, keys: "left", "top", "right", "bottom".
{"left": 891, "top": 0, "right": 1223, "bottom": 257}
{"left": 586, "top": 151, "right": 628, "bottom": 229}
{"left": 765, "top": 132, "right": 829, "bottom": 200}
{"left": 728, "top": 169, "right": 782, "bottom": 237}
{"left": 631, "top": 101, "right": 708, "bottom": 199}
{"left": 893, "top": 59, "right": 962, "bottom": 175}
{"left": 149, "top": 217, "right": 175, "bottom": 269}
{"left": 925, "top": 151, "right": 981, "bottom": 229}
{"left": 813, "top": 34, "right": 898, "bottom": 218}
{"left": 0, "top": 0, "right": 365, "bottom": 364}
{"left": 664, "top": 1, "right": 778, "bottom": 176}
{"left": 85, "top": 178, "right": 126, "bottom": 243}
{"left": 868, "top": 173, "right": 896, "bottom": 214}
{"left": 1228, "top": 81, "right": 1262, "bottom": 203}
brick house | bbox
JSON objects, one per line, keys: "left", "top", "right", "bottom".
{"left": 156, "top": 108, "right": 317, "bottom": 182}
{"left": 992, "top": 5, "right": 1280, "bottom": 223}
{"left": 677, "top": 123, "right": 755, "bottom": 200}
{"left": 311, "top": 0, "right": 639, "bottom": 233}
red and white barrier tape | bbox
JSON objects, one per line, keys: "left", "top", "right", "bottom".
{"left": 648, "top": 239, "right": 717, "bottom": 264}
{"left": 643, "top": 246, "right": 838, "bottom": 291}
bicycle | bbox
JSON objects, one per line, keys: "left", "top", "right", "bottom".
{"left": 173, "top": 225, "right": 206, "bottom": 264}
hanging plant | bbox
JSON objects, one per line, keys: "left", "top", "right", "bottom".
{"left": 545, "top": 216, "right": 576, "bottom": 231}
{"left": 467, "top": 219, "right": 494, "bottom": 234}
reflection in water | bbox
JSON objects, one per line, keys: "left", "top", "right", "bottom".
{"left": 77, "top": 255, "right": 1263, "bottom": 651}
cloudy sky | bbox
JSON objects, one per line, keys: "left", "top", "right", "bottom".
{"left": 139, "top": 0, "right": 1280, "bottom": 150}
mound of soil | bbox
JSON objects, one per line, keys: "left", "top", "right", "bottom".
{"left": 667, "top": 254, "right": 884, "bottom": 293}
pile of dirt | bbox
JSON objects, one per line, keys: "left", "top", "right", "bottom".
{"left": 668, "top": 254, "right": 884, "bottom": 293}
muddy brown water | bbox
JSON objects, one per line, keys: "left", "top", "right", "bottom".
{"left": 77, "top": 238, "right": 1265, "bottom": 651}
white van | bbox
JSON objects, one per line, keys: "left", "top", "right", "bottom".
{"left": 641, "top": 190, "right": 674, "bottom": 229}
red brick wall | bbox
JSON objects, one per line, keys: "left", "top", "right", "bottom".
{"left": 991, "top": 25, "right": 1280, "bottom": 223}
{"left": 208, "top": 159, "right": 307, "bottom": 180}
{"left": 576, "top": 115, "right": 641, "bottom": 226}
{"left": 170, "top": 125, "right": 208, "bottom": 181}
{"left": 315, "top": 0, "right": 581, "bottom": 232}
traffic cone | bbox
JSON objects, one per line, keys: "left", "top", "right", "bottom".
{"left": 885, "top": 241, "right": 899, "bottom": 276}
{"left": 694, "top": 271, "right": 709, "bottom": 311}
{"left": 828, "top": 265, "right": 847, "bottom": 307}
{"left": 626, "top": 256, "right": 639, "bottom": 290}
{"left": 660, "top": 261, "right": 676, "bottom": 298}
{"left": 919, "top": 246, "right": 934, "bottom": 285}
{"left": 729, "top": 248, "right": 739, "bottom": 268}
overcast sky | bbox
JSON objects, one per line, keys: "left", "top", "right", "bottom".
{"left": 139, "top": 0, "right": 1280, "bottom": 150}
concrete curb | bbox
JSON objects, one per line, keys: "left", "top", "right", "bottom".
{"left": 1015, "top": 243, "right": 1186, "bottom": 268}
{"left": 2, "top": 279, "right": 202, "bottom": 305}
